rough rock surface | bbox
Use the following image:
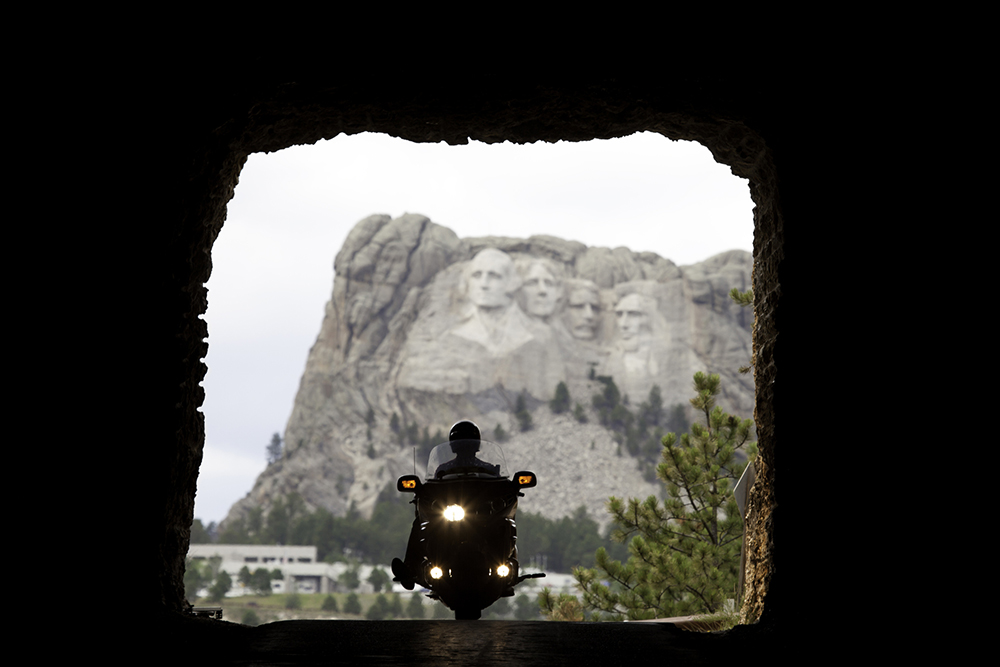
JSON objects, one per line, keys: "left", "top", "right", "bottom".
{"left": 224, "top": 213, "right": 753, "bottom": 530}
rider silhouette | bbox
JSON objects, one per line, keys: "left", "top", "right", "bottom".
{"left": 433, "top": 421, "right": 500, "bottom": 477}
{"left": 392, "top": 420, "right": 488, "bottom": 590}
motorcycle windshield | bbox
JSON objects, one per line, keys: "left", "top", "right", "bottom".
{"left": 427, "top": 439, "right": 508, "bottom": 480}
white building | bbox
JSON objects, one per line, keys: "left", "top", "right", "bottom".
{"left": 188, "top": 544, "right": 396, "bottom": 596}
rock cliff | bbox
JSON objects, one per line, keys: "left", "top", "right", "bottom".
{"left": 223, "top": 213, "right": 753, "bottom": 530}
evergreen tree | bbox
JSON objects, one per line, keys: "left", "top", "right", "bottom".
{"left": 569, "top": 372, "right": 757, "bottom": 620}
{"left": 339, "top": 566, "right": 360, "bottom": 591}
{"left": 267, "top": 433, "right": 283, "bottom": 465}
{"left": 493, "top": 423, "right": 508, "bottom": 443}
{"left": 549, "top": 381, "right": 571, "bottom": 414}
{"left": 322, "top": 594, "right": 339, "bottom": 612}
{"left": 344, "top": 592, "right": 362, "bottom": 615}
{"left": 207, "top": 570, "right": 232, "bottom": 603}
{"left": 250, "top": 568, "right": 275, "bottom": 596}
{"left": 366, "top": 593, "right": 390, "bottom": 620}
{"left": 515, "top": 392, "right": 533, "bottom": 431}
{"left": 406, "top": 592, "right": 425, "bottom": 619}
{"left": 389, "top": 593, "right": 404, "bottom": 618}
{"left": 367, "top": 567, "right": 391, "bottom": 593}
{"left": 183, "top": 558, "right": 208, "bottom": 603}
{"left": 189, "top": 518, "right": 212, "bottom": 544}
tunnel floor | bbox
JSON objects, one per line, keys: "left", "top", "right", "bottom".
{"left": 157, "top": 616, "right": 750, "bottom": 666}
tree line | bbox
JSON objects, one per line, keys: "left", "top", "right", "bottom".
{"left": 193, "top": 486, "right": 625, "bottom": 573}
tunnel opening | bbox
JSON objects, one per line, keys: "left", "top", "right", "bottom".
{"left": 145, "top": 73, "right": 789, "bottom": 660}
{"left": 195, "top": 131, "right": 758, "bottom": 621}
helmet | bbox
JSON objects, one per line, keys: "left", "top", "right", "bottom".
{"left": 449, "top": 420, "right": 481, "bottom": 442}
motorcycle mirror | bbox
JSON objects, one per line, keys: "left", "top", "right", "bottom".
{"left": 512, "top": 471, "right": 537, "bottom": 489}
{"left": 397, "top": 475, "right": 421, "bottom": 493}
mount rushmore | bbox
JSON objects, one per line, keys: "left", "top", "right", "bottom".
{"left": 222, "top": 213, "right": 754, "bottom": 529}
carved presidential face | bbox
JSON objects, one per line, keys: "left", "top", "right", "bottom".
{"left": 615, "top": 293, "right": 652, "bottom": 349}
{"left": 467, "top": 249, "right": 516, "bottom": 309}
{"left": 522, "top": 263, "right": 562, "bottom": 318}
{"left": 566, "top": 286, "right": 600, "bottom": 339}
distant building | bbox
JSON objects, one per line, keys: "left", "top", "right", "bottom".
{"left": 187, "top": 544, "right": 398, "bottom": 596}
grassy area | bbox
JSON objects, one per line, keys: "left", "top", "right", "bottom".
{"left": 193, "top": 592, "right": 448, "bottom": 625}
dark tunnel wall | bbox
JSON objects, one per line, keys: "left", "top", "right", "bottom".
{"left": 122, "top": 63, "right": 845, "bottom": 641}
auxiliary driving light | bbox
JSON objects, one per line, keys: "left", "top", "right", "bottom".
{"left": 430, "top": 566, "right": 444, "bottom": 580}
{"left": 443, "top": 504, "right": 465, "bottom": 521}
{"left": 496, "top": 564, "right": 510, "bottom": 578}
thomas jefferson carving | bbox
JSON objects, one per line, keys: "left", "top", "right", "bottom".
{"left": 519, "top": 260, "right": 563, "bottom": 321}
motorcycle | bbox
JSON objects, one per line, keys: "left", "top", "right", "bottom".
{"left": 392, "top": 429, "right": 544, "bottom": 620}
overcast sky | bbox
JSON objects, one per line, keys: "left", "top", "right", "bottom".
{"left": 195, "top": 131, "right": 754, "bottom": 526}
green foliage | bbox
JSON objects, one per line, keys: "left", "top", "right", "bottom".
{"left": 515, "top": 391, "right": 533, "bottom": 431}
{"left": 569, "top": 372, "right": 756, "bottom": 621}
{"left": 516, "top": 506, "right": 609, "bottom": 573}
{"left": 573, "top": 402, "right": 588, "bottom": 423}
{"left": 234, "top": 483, "right": 413, "bottom": 566}
{"left": 406, "top": 593, "right": 425, "bottom": 619}
{"left": 549, "top": 381, "right": 571, "bottom": 414}
{"left": 514, "top": 593, "right": 540, "bottom": 620}
{"left": 367, "top": 567, "right": 391, "bottom": 593}
{"left": 267, "top": 433, "right": 283, "bottom": 465}
{"left": 184, "top": 558, "right": 208, "bottom": 603}
{"left": 241, "top": 609, "right": 261, "bottom": 626}
{"left": 592, "top": 378, "right": 671, "bottom": 468}
{"left": 591, "top": 375, "right": 621, "bottom": 425}
{"left": 189, "top": 518, "right": 212, "bottom": 544}
{"left": 344, "top": 592, "right": 362, "bottom": 615}
{"left": 729, "top": 287, "right": 754, "bottom": 374}
{"left": 338, "top": 566, "right": 360, "bottom": 591}
{"left": 389, "top": 593, "right": 403, "bottom": 617}
{"left": 728, "top": 287, "right": 753, "bottom": 308}
{"left": 285, "top": 592, "right": 302, "bottom": 610}
{"left": 538, "top": 588, "right": 586, "bottom": 621}
{"left": 366, "top": 593, "right": 391, "bottom": 620}
{"left": 250, "top": 568, "right": 275, "bottom": 596}
{"left": 322, "top": 594, "right": 339, "bottom": 612}
{"left": 207, "top": 570, "right": 232, "bottom": 603}
{"left": 493, "top": 423, "right": 509, "bottom": 443}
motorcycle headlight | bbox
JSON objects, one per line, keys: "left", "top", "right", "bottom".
{"left": 443, "top": 504, "right": 465, "bottom": 521}
{"left": 429, "top": 566, "right": 444, "bottom": 580}
{"left": 496, "top": 564, "right": 510, "bottom": 578}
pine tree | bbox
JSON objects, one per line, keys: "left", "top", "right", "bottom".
{"left": 344, "top": 592, "right": 362, "bottom": 615}
{"left": 569, "top": 372, "right": 757, "bottom": 620}
{"left": 406, "top": 592, "right": 425, "bottom": 619}
{"left": 515, "top": 392, "right": 533, "bottom": 431}
{"left": 549, "top": 381, "right": 571, "bottom": 414}
{"left": 266, "top": 433, "right": 283, "bottom": 465}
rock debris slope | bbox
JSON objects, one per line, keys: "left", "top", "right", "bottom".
{"left": 223, "top": 213, "right": 753, "bottom": 530}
